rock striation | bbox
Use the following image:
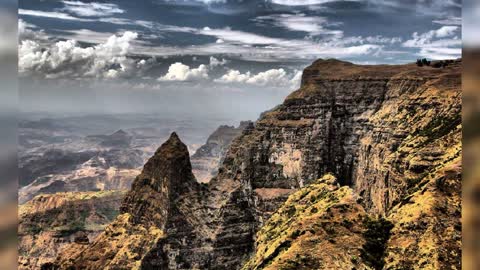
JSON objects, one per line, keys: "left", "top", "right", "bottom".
{"left": 49, "top": 59, "right": 461, "bottom": 269}
{"left": 191, "top": 121, "right": 252, "bottom": 183}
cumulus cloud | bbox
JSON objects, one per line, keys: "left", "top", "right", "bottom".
{"left": 19, "top": 31, "right": 143, "bottom": 79}
{"left": 215, "top": 68, "right": 301, "bottom": 87}
{"left": 61, "top": 1, "right": 124, "bottom": 17}
{"left": 209, "top": 56, "right": 228, "bottom": 67}
{"left": 158, "top": 62, "right": 209, "bottom": 81}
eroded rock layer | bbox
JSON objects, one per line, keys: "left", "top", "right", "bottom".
{"left": 50, "top": 59, "right": 461, "bottom": 269}
{"left": 191, "top": 121, "right": 252, "bottom": 183}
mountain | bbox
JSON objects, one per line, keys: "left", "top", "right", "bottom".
{"left": 47, "top": 58, "right": 461, "bottom": 269}
{"left": 191, "top": 121, "right": 252, "bottom": 183}
{"left": 18, "top": 190, "right": 126, "bottom": 269}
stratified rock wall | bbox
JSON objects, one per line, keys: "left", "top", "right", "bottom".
{"left": 191, "top": 121, "right": 252, "bottom": 183}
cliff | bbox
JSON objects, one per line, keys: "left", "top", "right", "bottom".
{"left": 191, "top": 121, "right": 252, "bottom": 183}
{"left": 48, "top": 59, "right": 461, "bottom": 269}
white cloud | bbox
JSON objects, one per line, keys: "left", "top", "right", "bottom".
{"left": 209, "top": 56, "right": 228, "bottom": 67}
{"left": 253, "top": 14, "right": 343, "bottom": 36}
{"left": 19, "top": 9, "right": 91, "bottom": 21}
{"left": 61, "top": 1, "right": 124, "bottom": 17}
{"left": 433, "top": 16, "right": 462, "bottom": 26}
{"left": 54, "top": 29, "right": 116, "bottom": 44}
{"left": 199, "top": 27, "right": 282, "bottom": 45}
{"left": 215, "top": 68, "right": 301, "bottom": 87}
{"left": 403, "top": 26, "right": 460, "bottom": 47}
{"left": 418, "top": 47, "right": 462, "bottom": 60}
{"left": 18, "top": 19, "right": 47, "bottom": 42}
{"left": 403, "top": 26, "right": 461, "bottom": 59}
{"left": 158, "top": 62, "right": 209, "bottom": 81}
{"left": 269, "top": 0, "right": 359, "bottom": 6}
{"left": 434, "top": 26, "right": 459, "bottom": 38}
{"left": 19, "top": 31, "right": 142, "bottom": 79}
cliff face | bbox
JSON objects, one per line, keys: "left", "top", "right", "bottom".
{"left": 191, "top": 121, "right": 252, "bottom": 183}
{"left": 50, "top": 59, "right": 461, "bottom": 269}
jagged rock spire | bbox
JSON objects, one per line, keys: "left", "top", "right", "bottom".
{"left": 120, "top": 132, "right": 197, "bottom": 228}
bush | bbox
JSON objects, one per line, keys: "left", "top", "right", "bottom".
{"left": 416, "top": 58, "right": 431, "bottom": 67}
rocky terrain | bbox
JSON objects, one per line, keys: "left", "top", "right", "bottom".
{"left": 191, "top": 121, "right": 252, "bottom": 183}
{"left": 18, "top": 115, "right": 233, "bottom": 204}
{"left": 18, "top": 190, "right": 127, "bottom": 269}
{"left": 17, "top": 116, "right": 248, "bottom": 269}
{"left": 46, "top": 59, "right": 461, "bottom": 269}
{"left": 18, "top": 129, "right": 144, "bottom": 204}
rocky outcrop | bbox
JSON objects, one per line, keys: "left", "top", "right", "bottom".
{"left": 18, "top": 190, "right": 126, "bottom": 269}
{"left": 50, "top": 59, "right": 461, "bottom": 269}
{"left": 243, "top": 174, "right": 371, "bottom": 270}
{"left": 191, "top": 121, "right": 252, "bottom": 183}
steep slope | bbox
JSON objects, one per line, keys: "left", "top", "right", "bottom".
{"left": 243, "top": 174, "right": 370, "bottom": 270}
{"left": 50, "top": 133, "right": 212, "bottom": 269}
{"left": 49, "top": 59, "right": 461, "bottom": 269}
{"left": 191, "top": 121, "right": 252, "bottom": 183}
{"left": 18, "top": 190, "right": 126, "bottom": 269}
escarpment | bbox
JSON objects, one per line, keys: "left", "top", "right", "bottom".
{"left": 50, "top": 59, "right": 461, "bottom": 269}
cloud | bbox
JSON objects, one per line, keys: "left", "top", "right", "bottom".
{"left": 200, "top": 27, "right": 283, "bottom": 45}
{"left": 19, "top": 31, "right": 143, "bottom": 79}
{"left": 403, "top": 26, "right": 461, "bottom": 60}
{"left": 53, "top": 29, "right": 116, "bottom": 44}
{"left": 403, "top": 26, "right": 459, "bottom": 47}
{"left": 433, "top": 16, "right": 462, "bottom": 26}
{"left": 158, "top": 62, "right": 209, "bottom": 81}
{"left": 434, "top": 26, "right": 459, "bottom": 38}
{"left": 209, "top": 56, "right": 228, "bottom": 67}
{"left": 253, "top": 14, "right": 343, "bottom": 36}
{"left": 215, "top": 68, "right": 300, "bottom": 87}
{"left": 61, "top": 1, "right": 124, "bottom": 17}
{"left": 269, "top": 0, "right": 358, "bottom": 6}
{"left": 19, "top": 9, "right": 91, "bottom": 21}
{"left": 18, "top": 19, "right": 47, "bottom": 42}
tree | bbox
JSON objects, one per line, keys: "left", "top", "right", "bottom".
{"left": 421, "top": 58, "right": 431, "bottom": 66}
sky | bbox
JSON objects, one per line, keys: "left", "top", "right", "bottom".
{"left": 18, "top": 0, "right": 462, "bottom": 119}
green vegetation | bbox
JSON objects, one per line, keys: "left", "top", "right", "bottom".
{"left": 416, "top": 58, "right": 431, "bottom": 67}
{"left": 414, "top": 114, "right": 461, "bottom": 146}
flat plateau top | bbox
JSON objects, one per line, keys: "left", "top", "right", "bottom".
{"left": 302, "top": 58, "right": 462, "bottom": 81}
